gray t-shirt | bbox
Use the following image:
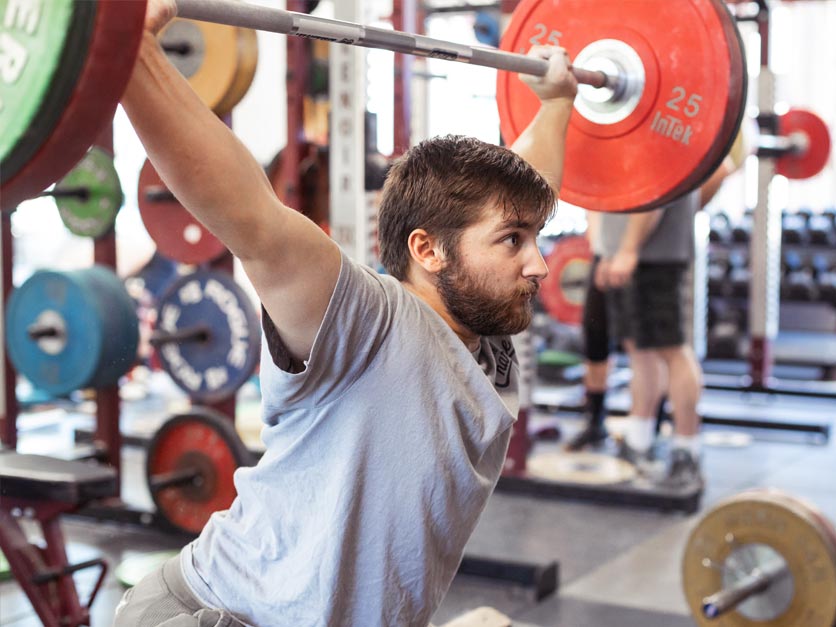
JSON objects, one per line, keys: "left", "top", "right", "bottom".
{"left": 593, "top": 191, "right": 699, "bottom": 262}
{"left": 181, "top": 251, "right": 519, "bottom": 626}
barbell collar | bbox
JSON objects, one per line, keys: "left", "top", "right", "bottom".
{"left": 701, "top": 560, "right": 790, "bottom": 619}
{"left": 175, "top": 0, "right": 615, "bottom": 88}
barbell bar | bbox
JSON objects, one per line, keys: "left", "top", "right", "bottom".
{"left": 1, "top": 0, "right": 748, "bottom": 214}
{"left": 176, "top": 0, "right": 617, "bottom": 89}
{"left": 701, "top": 559, "right": 790, "bottom": 619}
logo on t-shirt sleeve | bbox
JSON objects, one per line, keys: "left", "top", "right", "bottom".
{"left": 494, "top": 339, "right": 516, "bottom": 389}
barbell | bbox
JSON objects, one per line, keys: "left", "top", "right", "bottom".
{"left": 682, "top": 489, "right": 836, "bottom": 627}
{"left": 1, "top": 0, "right": 750, "bottom": 213}
{"left": 146, "top": 407, "right": 255, "bottom": 534}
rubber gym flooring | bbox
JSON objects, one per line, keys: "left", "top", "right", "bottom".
{"left": 2, "top": 380, "right": 836, "bottom": 626}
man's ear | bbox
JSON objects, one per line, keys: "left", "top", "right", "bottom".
{"left": 407, "top": 228, "right": 446, "bottom": 274}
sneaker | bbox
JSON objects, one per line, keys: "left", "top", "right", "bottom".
{"left": 617, "top": 439, "right": 655, "bottom": 472}
{"left": 657, "top": 448, "right": 704, "bottom": 489}
{"left": 565, "top": 424, "right": 608, "bottom": 451}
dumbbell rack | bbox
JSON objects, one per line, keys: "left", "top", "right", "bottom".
{"left": 702, "top": 2, "right": 836, "bottom": 409}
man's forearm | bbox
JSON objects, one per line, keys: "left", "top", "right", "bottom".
{"left": 511, "top": 101, "right": 574, "bottom": 195}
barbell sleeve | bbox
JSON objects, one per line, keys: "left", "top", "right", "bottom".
{"left": 39, "top": 186, "right": 91, "bottom": 201}
{"left": 145, "top": 186, "right": 178, "bottom": 203}
{"left": 150, "top": 467, "right": 203, "bottom": 492}
{"left": 150, "top": 325, "right": 212, "bottom": 346}
{"left": 175, "top": 0, "right": 615, "bottom": 88}
{"left": 27, "top": 323, "right": 63, "bottom": 341}
{"left": 701, "top": 560, "right": 790, "bottom": 619}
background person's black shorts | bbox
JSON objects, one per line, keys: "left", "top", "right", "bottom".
{"left": 606, "top": 261, "right": 687, "bottom": 349}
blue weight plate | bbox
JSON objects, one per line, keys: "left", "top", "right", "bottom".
{"left": 5, "top": 270, "right": 104, "bottom": 396}
{"left": 155, "top": 269, "right": 260, "bottom": 403}
{"left": 80, "top": 266, "right": 139, "bottom": 387}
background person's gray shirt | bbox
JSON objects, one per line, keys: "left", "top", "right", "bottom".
{"left": 181, "top": 250, "right": 519, "bottom": 626}
{"left": 593, "top": 191, "right": 700, "bottom": 263}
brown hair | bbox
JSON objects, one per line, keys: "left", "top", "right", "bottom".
{"left": 378, "top": 135, "right": 555, "bottom": 280}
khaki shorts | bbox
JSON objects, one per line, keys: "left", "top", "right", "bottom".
{"left": 114, "top": 555, "right": 246, "bottom": 627}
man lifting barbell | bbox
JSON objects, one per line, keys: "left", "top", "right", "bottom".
{"left": 113, "top": 1, "right": 577, "bottom": 625}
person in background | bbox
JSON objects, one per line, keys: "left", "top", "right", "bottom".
{"left": 588, "top": 156, "right": 739, "bottom": 487}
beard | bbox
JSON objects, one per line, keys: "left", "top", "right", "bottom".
{"left": 437, "top": 256, "right": 538, "bottom": 337}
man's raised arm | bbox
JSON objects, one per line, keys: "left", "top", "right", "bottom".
{"left": 510, "top": 46, "right": 578, "bottom": 195}
{"left": 121, "top": 3, "right": 341, "bottom": 362}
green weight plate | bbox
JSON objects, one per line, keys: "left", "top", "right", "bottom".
{"left": 54, "top": 147, "right": 123, "bottom": 238}
{"left": 0, "top": 0, "right": 94, "bottom": 184}
{"left": 1, "top": 0, "right": 146, "bottom": 210}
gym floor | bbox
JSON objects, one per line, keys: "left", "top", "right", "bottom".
{"left": 1, "top": 377, "right": 835, "bottom": 626}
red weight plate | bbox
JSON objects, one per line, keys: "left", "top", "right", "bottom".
{"left": 1, "top": 0, "right": 146, "bottom": 210}
{"left": 539, "top": 235, "right": 591, "bottom": 325}
{"left": 775, "top": 108, "right": 832, "bottom": 180}
{"left": 138, "top": 159, "right": 228, "bottom": 265}
{"left": 146, "top": 409, "right": 253, "bottom": 535}
{"left": 497, "top": 0, "right": 746, "bottom": 213}
{"left": 663, "top": 0, "right": 746, "bottom": 206}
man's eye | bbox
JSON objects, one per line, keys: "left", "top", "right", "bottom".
{"left": 505, "top": 233, "right": 520, "bottom": 246}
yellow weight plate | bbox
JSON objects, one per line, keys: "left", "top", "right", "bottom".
{"left": 214, "top": 27, "right": 259, "bottom": 116}
{"left": 159, "top": 18, "right": 238, "bottom": 114}
{"left": 526, "top": 451, "right": 636, "bottom": 485}
{"left": 682, "top": 489, "right": 836, "bottom": 627}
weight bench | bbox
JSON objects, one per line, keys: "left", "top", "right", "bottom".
{"left": 0, "top": 451, "right": 118, "bottom": 627}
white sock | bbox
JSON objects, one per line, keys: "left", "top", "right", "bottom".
{"left": 624, "top": 415, "right": 655, "bottom": 453}
{"left": 672, "top": 434, "right": 701, "bottom": 457}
